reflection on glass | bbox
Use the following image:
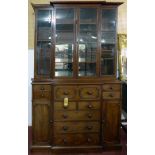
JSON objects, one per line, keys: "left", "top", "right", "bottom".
{"left": 80, "top": 8, "right": 97, "bottom": 23}
{"left": 102, "top": 9, "right": 116, "bottom": 31}
{"left": 78, "top": 8, "right": 97, "bottom": 76}
{"left": 101, "top": 58, "right": 114, "bottom": 75}
{"left": 37, "top": 41, "right": 51, "bottom": 75}
{"left": 37, "top": 10, "right": 52, "bottom": 41}
{"left": 55, "top": 8, "right": 74, "bottom": 77}
{"left": 56, "top": 8, "right": 74, "bottom": 23}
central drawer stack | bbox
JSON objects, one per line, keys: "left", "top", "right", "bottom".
{"left": 53, "top": 85, "right": 101, "bottom": 146}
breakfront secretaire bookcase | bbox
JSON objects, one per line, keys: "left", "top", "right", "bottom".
{"left": 31, "top": 1, "right": 123, "bottom": 153}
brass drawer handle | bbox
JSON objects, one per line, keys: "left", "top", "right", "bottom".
{"left": 40, "top": 87, "right": 45, "bottom": 90}
{"left": 109, "top": 93, "right": 114, "bottom": 97}
{"left": 110, "top": 87, "right": 113, "bottom": 90}
{"left": 87, "top": 91, "right": 93, "bottom": 95}
{"left": 62, "top": 114, "right": 68, "bottom": 119}
{"left": 88, "top": 104, "right": 93, "bottom": 109}
{"left": 62, "top": 139, "right": 67, "bottom": 144}
{"left": 63, "top": 126, "right": 68, "bottom": 131}
{"left": 87, "top": 138, "right": 92, "bottom": 143}
{"left": 41, "top": 93, "right": 44, "bottom": 97}
{"left": 87, "top": 113, "right": 92, "bottom": 118}
{"left": 86, "top": 126, "right": 93, "bottom": 130}
{"left": 63, "top": 91, "right": 69, "bottom": 95}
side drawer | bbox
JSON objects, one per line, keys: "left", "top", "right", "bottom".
{"left": 54, "top": 86, "right": 77, "bottom": 100}
{"left": 54, "top": 133, "right": 100, "bottom": 146}
{"left": 102, "top": 92, "right": 121, "bottom": 99}
{"left": 102, "top": 84, "right": 121, "bottom": 92}
{"left": 54, "top": 121, "right": 100, "bottom": 133}
{"left": 54, "top": 110, "right": 100, "bottom": 121}
{"left": 33, "top": 84, "right": 51, "bottom": 91}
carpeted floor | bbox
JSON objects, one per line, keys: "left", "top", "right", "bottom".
{"left": 28, "top": 127, "right": 127, "bottom": 155}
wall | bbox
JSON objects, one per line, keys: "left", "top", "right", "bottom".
{"left": 28, "top": 0, "right": 127, "bottom": 125}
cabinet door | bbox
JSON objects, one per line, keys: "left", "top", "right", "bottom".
{"left": 103, "top": 100, "right": 121, "bottom": 144}
{"left": 55, "top": 8, "right": 75, "bottom": 77}
{"left": 36, "top": 9, "right": 52, "bottom": 77}
{"left": 32, "top": 103, "right": 50, "bottom": 145}
{"left": 101, "top": 9, "right": 116, "bottom": 75}
{"left": 78, "top": 8, "right": 98, "bottom": 77}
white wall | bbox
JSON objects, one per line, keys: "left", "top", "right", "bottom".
{"left": 28, "top": 49, "right": 34, "bottom": 126}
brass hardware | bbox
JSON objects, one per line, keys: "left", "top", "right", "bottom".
{"left": 41, "top": 93, "right": 44, "bottom": 97}
{"left": 88, "top": 113, "right": 92, "bottom": 118}
{"left": 63, "top": 126, "right": 68, "bottom": 131}
{"left": 86, "top": 126, "right": 93, "bottom": 130}
{"left": 64, "top": 91, "right": 69, "bottom": 95}
{"left": 110, "top": 87, "right": 113, "bottom": 90}
{"left": 63, "top": 139, "right": 67, "bottom": 143}
{"left": 87, "top": 91, "right": 93, "bottom": 95}
{"left": 40, "top": 87, "right": 44, "bottom": 90}
{"left": 64, "top": 97, "right": 69, "bottom": 108}
{"left": 88, "top": 104, "right": 93, "bottom": 109}
{"left": 109, "top": 93, "right": 113, "bottom": 97}
{"left": 87, "top": 138, "right": 91, "bottom": 142}
{"left": 62, "top": 114, "right": 68, "bottom": 119}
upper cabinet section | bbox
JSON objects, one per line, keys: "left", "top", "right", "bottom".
{"left": 32, "top": 2, "right": 121, "bottom": 79}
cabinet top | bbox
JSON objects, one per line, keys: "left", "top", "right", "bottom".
{"left": 31, "top": 1, "right": 123, "bottom": 9}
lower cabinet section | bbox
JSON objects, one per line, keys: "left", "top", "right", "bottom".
{"left": 31, "top": 82, "right": 122, "bottom": 152}
{"left": 54, "top": 133, "right": 100, "bottom": 146}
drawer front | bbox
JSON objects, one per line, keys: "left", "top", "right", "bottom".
{"left": 54, "top": 133, "right": 100, "bottom": 146}
{"left": 103, "top": 84, "right": 120, "bottom": 91}
{"left": 33, "top": 91, "right": 51, "bottom": 101}
{"left": 54, "top": 102, "right": 76, "bottom": 110}
{"left": 54, "top": 86, "right": 77, "bottom": 100}
{"left": 33, "top": 84, "right": 51, "bottom": 91}
{"left": 78, "top": 101, "right": 100, "bottom": 110}
{"left": 54, "top": 111, "right": 100, "bottom": 121}
{"left": 54, "top": 122, "right": 100, "bottom": 133}
{"left": 79, "top": 86, "right": 100, "bottom": 100}
{"left": 102, "top": 92, "right": 120, "bottom": 99}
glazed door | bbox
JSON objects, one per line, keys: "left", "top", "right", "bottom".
{"left": 54, "top": 8, "right": 75, "bottom": 77}
{"left": 78, "top": 7, "right": 98, "bottom": 77}
{"left": 35, "top": 9, "right": 52, "bottom": 78}
{"left": 101, "top": 8, "right": 117, "bottom": 76}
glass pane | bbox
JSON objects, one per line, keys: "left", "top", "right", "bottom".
{"left": 56, "top": 8, "right": 74, "bottom": 23}
{"left": 80, "top": 24, "right": 96, "bottom": 31}
{"left": 55, "top": 8, "right": 74, "bottom": 77}
{"left": 80, "top": 8, "right": 97, "bottom": 23}
{"left": 37, "top": 41, "right": 51, "bottom": 75}
{"left": 55, "top": 44, "right": 73, "bottom": 77}
{"left": 37, "top": 10, "right": 52, "bottom": 40}
{"left": 101, "top": 32, "right": 116, "bottom": 44}
{"left": 102, "top": 9, "right": 116, "bottom": 31}
{"left": 101, "top": 57, "right": 114, "bottom": 75}
{"left": 78, "top": 8, "right": 97, "bottom": 76}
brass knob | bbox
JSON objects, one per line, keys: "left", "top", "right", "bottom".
{"left": 62, "top": 114, "right": 68, "bottom": 119}
{"left": 63, "top": 139, "right": 67, "bottom": 143}
{"left": 64, "top": 91, "right": 69, "bottom": 95}
{"left": 41, "top": 87, "right": 44, "bottom": 90}
{"left": 88, "top": 104, "right": 93, "bottom": 109}
{"left": 86, "top": 126, "right": 93, "bottom": 130}
{"left": 41, "top": 93, "right": 44, "bottom": 97}
{"left": 88, "top": 113, "right": 92, "bottom": 118}
{"left": 63, "top": 126, "right": 68, "bottom": 131}
{"left": 110, "top": 87, "right": 113, "bottom": 90}
{"left": 109, "top": 93, "right": 113, "bottom": 97}
{"left": 87, "top": 91, "right": 93, "bottom": 95}
{"left": 87, "top": 138, "right": 91, "bottom": 143}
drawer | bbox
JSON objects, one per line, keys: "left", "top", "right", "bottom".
{"left": 33, "top": 90, "right": 51, "bottom": 101}
{"left": 54, "top": 111, "right": 100, "bottom": 121}
{"left": 79, "top": 86, "right": 100, "bottom": 100}
{"left": 102, "top": 92, "right": 120, "bottom": 99}
{"left": 33, "top": 84, "right": 51, "bottom": 91}
{"left": 54, "top": 102, "right": 76, "bottom": 110}
{"left": 54, "top": 133, "right": 100, "bottom": 146}
{"left": 102, "top": 84, "right": 120, "bottom": 91}
{"left": 78, "top": 101, "right": 100, "bottom": 110}
{"left": 54, "top": 86, "right": 77, "bottom": 100}
{"left": 54, "top": 121, "right": 100, "bottom": 133}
